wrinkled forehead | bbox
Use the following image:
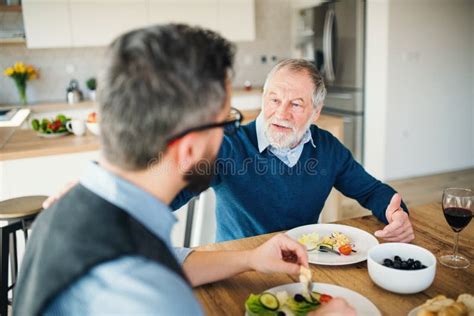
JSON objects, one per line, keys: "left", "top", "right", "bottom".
{"left": 266, "top": 68, "right": 314, "bottom": 101}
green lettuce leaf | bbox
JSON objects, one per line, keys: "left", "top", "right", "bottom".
{"left": 245, "top": 294, "right": 278, "bottom": 316}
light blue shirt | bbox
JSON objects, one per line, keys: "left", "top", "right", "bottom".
{"left": 45, "top": 162, "right": 203, "bottom": 315}
{"left": 255, "top": 113, "right": 316, "bottom": 167}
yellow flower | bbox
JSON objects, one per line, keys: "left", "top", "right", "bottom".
{"left": 4, "top": 67, "right": 14, "bottom": 76}
{"left": 4, "top": 62, "right": 38, "bottom": 80}
{"left": 14, "top": 62, "right": 26, "bottom": 74}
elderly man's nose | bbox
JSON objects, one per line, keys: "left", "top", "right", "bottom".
{"left": 275, "top": 103, "right": 291, "bottom": 119}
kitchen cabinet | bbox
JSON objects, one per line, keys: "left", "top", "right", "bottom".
{"left": 217, "top": 0, "right": 255, "bottom": 41}
{"left": 291, "top": 0, "right": 325, "bottom": 9}
{"left": 149, "top": 0, "right": 218, "bottom": 31}
{"left": 69, "top": 0, "right": 148, "bottom": 47}
{"left": 22, "top": 0, "right": 255, "bottom": 48}
{"left": 22, "top": 0, "right": 72, "bottom": 48}
{"left": 0, "top": 151, "right": 99, "bottom": 201}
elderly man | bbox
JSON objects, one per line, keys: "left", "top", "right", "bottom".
{"left": 171, "top": 58, "right": 414, "bottom": 243}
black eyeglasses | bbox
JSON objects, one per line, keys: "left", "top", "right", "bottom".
{"left": 166, "top": 107, "right": 243, "bottom": 145}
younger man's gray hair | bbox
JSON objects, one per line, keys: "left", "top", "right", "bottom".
{"left": 98, "top": 24, "right": 235, "bottom": 170}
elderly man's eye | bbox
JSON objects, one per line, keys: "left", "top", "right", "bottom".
{"left": 271, "top": 99, "right": 279, "bottom": 103}
{"left": 292, "top": 103, "right": 301, "bottom": 107}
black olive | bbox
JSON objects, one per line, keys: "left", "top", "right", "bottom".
{"left": 401, "top": 261, "right": 408, "bottom": 269}
{"left": 294, "top": 294, "right": 305, "bottom": 302}
{"left": 384, "top": 258, "right": 393, "bottom": 266}
{"left": 394, "top": 256, "right": 402, "bottom": 262}
{"left": 393, "top": 261, "right": 401, "bottom": 269}
{"left": 407, "top": 258, "right": 414, "bottom": 264}
{"left": 414, "top": 261, "right": 421, "bottom": 269}
{"left": 420, "top": 265, "right": 427, "bottom": 269}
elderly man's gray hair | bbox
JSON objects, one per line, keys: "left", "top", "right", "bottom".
{"left": 98, "top": 24, "right": 235, "bottom": 171}
{"left": 263, "top": 59, "right": 327, "bottom": 110}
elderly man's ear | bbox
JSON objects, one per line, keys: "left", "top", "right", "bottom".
{"left": 312, "top": 105, "right": 323, "bottom": 122}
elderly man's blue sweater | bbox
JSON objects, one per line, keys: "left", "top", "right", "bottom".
{"left": 171, "top": 121, "right": 407, "bottom": 242}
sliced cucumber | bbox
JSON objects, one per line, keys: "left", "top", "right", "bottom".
{"left": 311, "top": 291, "right": 321, "bottom": 302}
{"left": 259, "top": 292, "right": 279, "bottom": 311}
{"left": 319, "top": 243, "right": 334, "bottom": 249}
{"left": 303, "top": 294, "right": 318, "bottom": 305}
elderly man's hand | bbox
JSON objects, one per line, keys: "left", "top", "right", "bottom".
{"left": 42, "top": 180, "right": 78, "bottom": 209}
{"left": 374, "top": 193, "right": 414, "bottom": 243}
{"left": 247, "top": 233, "right": 309, "bottom": 275}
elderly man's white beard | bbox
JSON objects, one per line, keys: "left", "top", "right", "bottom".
{"left": 264, "top": 114, "right": 314, "bottom": 149}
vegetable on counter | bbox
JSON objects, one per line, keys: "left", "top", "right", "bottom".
{"left": 31, "top": 114, "right": 71, "bottom": 134}
{"left": 87, "top": 112, "right": 97, "bottom": 123}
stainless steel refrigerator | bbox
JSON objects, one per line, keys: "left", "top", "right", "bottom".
{"left": 296, "top": 0, "right": 365, "bottom": 163}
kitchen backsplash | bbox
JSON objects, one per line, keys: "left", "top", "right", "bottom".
{"left": 0, "top": 0, "right": 292, "bottom": 105}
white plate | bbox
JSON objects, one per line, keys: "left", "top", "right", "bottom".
{"left": 37, "top": 131, "right": 70, "bottom": 138}
{"left": 286, "top": 224, "right": 379, "bottom": 265}
{"left": 407, "top": 306, "right": 422, "bottom": 316}
{"left": 245, "top": 282, "right": 381, "bottom": 316}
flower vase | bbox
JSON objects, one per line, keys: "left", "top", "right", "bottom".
{"left": 15, "top": 81, "right": 27, "bottom": 105}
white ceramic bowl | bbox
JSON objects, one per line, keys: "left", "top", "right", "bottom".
{"left": 86, "top": 122, "right": 100, "bottom": 136}
{"left": 367, "top": 243, "right": 436, "bottom": 294}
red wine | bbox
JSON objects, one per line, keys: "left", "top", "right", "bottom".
{"left": 443, "top": 207, "right": 473, "bottom": 232}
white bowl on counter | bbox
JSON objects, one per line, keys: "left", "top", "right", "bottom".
{"left": 86, "top": 122, "right": 100, "bottom": 135}
{"left": 367, "top": 243, "right": 436, "bottom": 294}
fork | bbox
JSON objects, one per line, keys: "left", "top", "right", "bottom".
{"left": 307, "top": 245, "right": 341, "bottom": 256}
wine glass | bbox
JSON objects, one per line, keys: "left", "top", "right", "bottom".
{"left": 440, "top": 188, "right": 473, "bottom": 268}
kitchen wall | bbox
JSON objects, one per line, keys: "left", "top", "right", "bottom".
{"left": 0, "top": 0, "right": 292, "bottom": 105}
{"left": 364, "top": 0, "right": 389, "bottom": 180}
{"left": 365, "top": 0, "right": 474, "bottom": 181}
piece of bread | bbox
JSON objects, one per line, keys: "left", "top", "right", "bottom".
{"left": 457, "top": 294, "right": 474, "bottom": 312}
{"left": 416, "top": 294, "right": 473, "bottom": 316}
{"left": 417, "top": 310, "right": 437, "bottom": 316}
{"left": 422, "top": 296, "right": 455, "bottom": 312}
{"left": 437, "top": 302, "right": 468, "bottom": 316}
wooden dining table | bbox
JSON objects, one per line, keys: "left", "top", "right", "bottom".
{"left": 193, "top": 202, "right": 474, "bottom": 316}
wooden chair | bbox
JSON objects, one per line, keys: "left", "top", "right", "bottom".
{"left": 0, "top": 196, "right": 47, "bottom": 316}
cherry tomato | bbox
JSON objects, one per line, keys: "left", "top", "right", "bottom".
{"left": 320, "top": 294, "right": 333, "bottom": 303}
{"left": 338, "top": 244, "right": 352, "bottom": 256}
